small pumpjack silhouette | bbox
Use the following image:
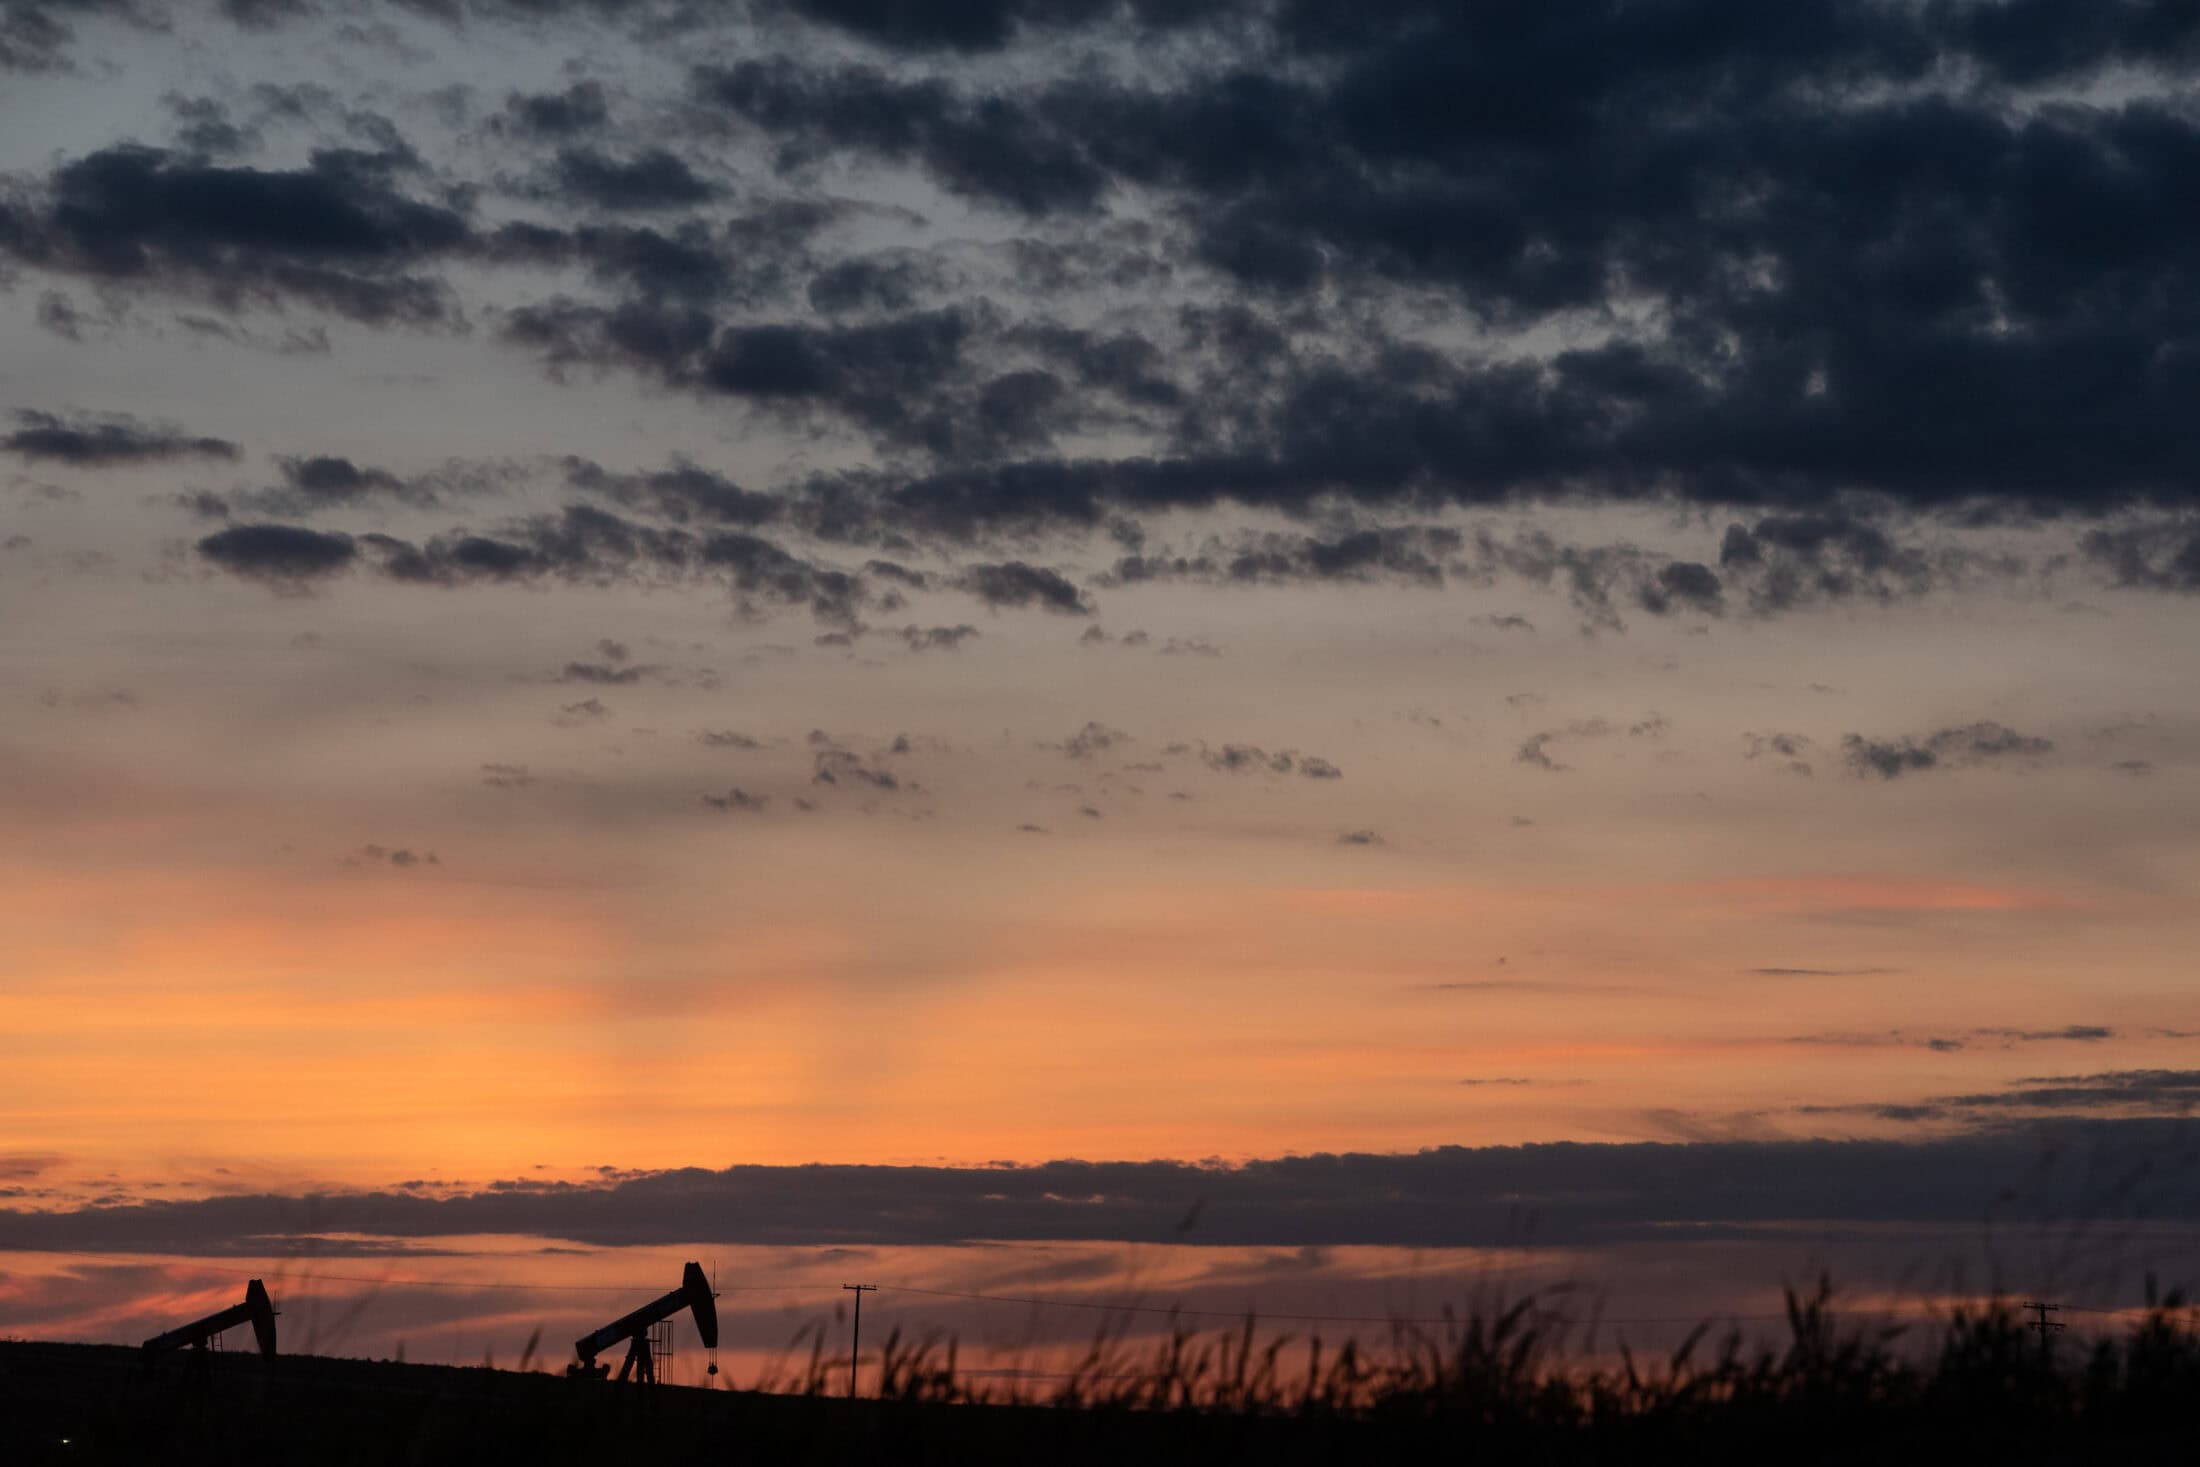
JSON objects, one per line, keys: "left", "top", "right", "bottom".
{"left": 568, "top": 1261, "right": 718, "bottom": 1384}
{"left": 141, "top": 1278, "right": 278, "bottom": 1372}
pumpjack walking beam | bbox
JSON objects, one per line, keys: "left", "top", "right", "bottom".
{"left": 569, "top": 1261, "right": 718, "bottom": 1384}
{"left": 141, "top": 1278, "right": 278, "bottom": 1366}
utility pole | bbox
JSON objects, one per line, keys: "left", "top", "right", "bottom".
{"left": 843, "top": 1283, "right": 877, "bottom": 1398}
{"left": 2021, "top": 1300, "right": 2064, "bottom": 1366}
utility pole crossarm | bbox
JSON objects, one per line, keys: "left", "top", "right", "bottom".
{"left": 2021, "top": 1300, "right": 2066, "bottom": 1364}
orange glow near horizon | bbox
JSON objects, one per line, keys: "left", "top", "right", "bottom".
{"left": 2, "top": 838, "right": 2183, "bottom": 1195}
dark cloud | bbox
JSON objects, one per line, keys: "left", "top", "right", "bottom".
{"left": 865, "top": 558, "right": 929, "bottom": 588}
{"left": 1337, "top": 829, "right": 1382, "bottom": 846}
{"left": 557, "top": 660, "right": 655, "bottom": 684}
{"left": 485, "top": 221, "right": 762, "bottom": 305}
{"left": 499, "top": 81, "right": 611, "bottom": 139}
{"left": 504, "top": 303, "right": 1002, "bottom": 452}
{"left": 897, "top": 623, "right": 977, "bottom": 651}
{"left": 9, "top": 1120, "right": 2198, "bottom": 1252}
{"left": 2, "top": 143, "right": 467, "bottom": 325}
{"left": 165, "top": 93, "right": 255, "bottom": 157}
{"left": 34, "top": 290, "right": 90, "bottom": 339}
{"left": 1748, "top": 967, "right": 1897, "bottom": 978}
{"left": 1841, "top": 722, "right": 2055, "bottom": 779}
{"left": 551, "top": 146, "right": 718, "bottom": 210}
{"left": 751, "top": 0, "right": 1194, "bottom": 56}
{"left": 702, "top": 786, "right": 769, "bottom": 813}
{"left": 10, "top": 5, "right": 2200, "bottom": 560}
{"left": 3, "top": 409, "right": 239, "bottom": 465}
{"left": 241, "top": 453, "right": 433, "bottom": 513}
{"left": 952, "top": 560, "right": 1092, "bottom": 614}
{"left": 810, "top": 734, "right": 899, "bottom": 791}
{"left": 1977, "top": 1025, "right": 2117, "bottom": 1045}
{"left": 1716, "top": 514, "right": 2006, "bottom": 615}
{"left": 1638, "top": 559, "right": 1724, "bottom": 617}
{"left": 564, "top": 457, "right": 784, "bottom": 527}
{"left": 16, "top": 1, "right": 2200, "bottom": 651}
{"left": 663, "top": 7, "right": 2200, "bottom": 537}
{"left": 695, "top": 59, "right": 1110, "bottom": 218}
{"left": 189, "top": 503, "right": 877, "bottom": 629}
{"left": 806, "top": 253, "right": 940, "bottom": 315}
{"left": 1112, "top": 526, "right": 1464, "bottom": 591}
{"left": 1787, "top": 1024, "right": 2116, "bottom": 1053}
{"left": 697, "top": 728, "right": 765, "bottom": 749}
{"left": 1103, "top": 521, "right": 1823, "bottom": 631}
{"left": 281, "top": 454, "right": 401, "bottom": 497}
{"left": 1895, "top": 1069, "right": 2200, "bottom": 1117}
{"left": 701, "top": 530, "right": 869, "bottom": 628}
{"left": 362, "top": 504, "right": 696, "bottom": 589}
{"left": 2082, "top": 518, "right": 2200, "bottom": 594}
{"left": 0, "top": 0, "right": 167, "bottom": 74}
{"left": 196, "top": 522, "right": 359, "bottom": 588}
{"left": 1176, "top": 741, "right": 1340, "bottom": 779}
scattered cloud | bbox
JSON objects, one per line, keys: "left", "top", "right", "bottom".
{"left": 953, "top": 561, "right": 1093, "bottom": 615}
{"left": 897, "top": 623, "right": 979, "bottom": 651}
{"left": 1061, "top": 722, "right": 1129, "bottom": 760}
{"left": 345, "top": 844, "right": 440, "bottom": 868}
{"left": 4, "top": 409, "right": 239, "bottom": 466}
{"left": 552, "top": 697, "right": 611, "bottom": 726}
{"left": 1517, "top": 715, "right": 1665, "bottom": 772}
{"left": 1842, "top": 723, "right": 2055, "bottom": 780}
{"left": 1748, "top": 967, "right": 1897, "bottom": 978}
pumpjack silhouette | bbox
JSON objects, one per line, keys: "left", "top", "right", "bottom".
{"left": 141, "top": 1278, "right": 277, "bottom": 1372}
{"left": 568, "top": 1261, "right": 718, "bottom": 1384}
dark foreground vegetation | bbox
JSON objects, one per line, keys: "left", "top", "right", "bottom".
{"left": 8, "top": 1285, "right": 2200, "bottom": 1465}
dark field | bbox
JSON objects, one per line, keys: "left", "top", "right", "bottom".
{"left": 9, "top": 1289, "right": 2200, "bottom": 1466}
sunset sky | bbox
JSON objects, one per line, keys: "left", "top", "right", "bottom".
{"left": 5, "top": 0, "right": 2200, "bottom": 1365}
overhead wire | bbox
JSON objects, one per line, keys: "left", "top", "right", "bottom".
{"left": 868, "top": 1282, "right": 1980, "bottom": 1325}
{"left": 12, "top": 1249, "right": 2060, "bottom": 1325}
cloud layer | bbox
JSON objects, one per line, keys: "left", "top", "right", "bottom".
{"left": 7, "top": 1121, "right": 2196, "bottom": 1254}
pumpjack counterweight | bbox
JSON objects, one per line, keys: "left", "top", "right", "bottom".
{"left": 141, "top": 1278, "right": 278, "bottom": 1364}
{"left": 569, "top": 1261, "right": 718, "bottom": 1384}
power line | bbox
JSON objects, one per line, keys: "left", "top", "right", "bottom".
{"left": 871, "top": 1282, "right": 1888, "bottom": 1327}
{"left": 22, "top": 1249, "right": 2177, "bottom": 1329}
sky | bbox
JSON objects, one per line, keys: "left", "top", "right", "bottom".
{"left": 4, "top": 0, "right": 2200, "bottom": 1369}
